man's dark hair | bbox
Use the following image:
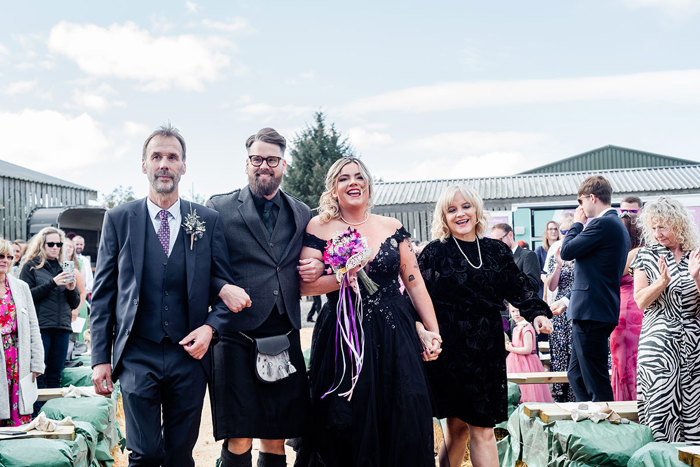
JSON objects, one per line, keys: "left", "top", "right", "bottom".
{"left": 492, "top": 223, "right": 513, "bottom": 235}
{"left": 142, "top": 123, "right": 187, "bottom": 160}
{"left": 622, "top": 195, "right": 643, "bottom": 208}
{"left": 578, "top": 175, "right": 612, "bottom": 204}
{"left": 245, "top": 127, "right": 286, "bottom": 155}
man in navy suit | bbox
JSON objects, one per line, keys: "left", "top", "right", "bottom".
{"left": 90, "top": 124, "right": 233, "bottom": 466}
{"left": 558, "top": 175, "right": 630, "bottom": 402}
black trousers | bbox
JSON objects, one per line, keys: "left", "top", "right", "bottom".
{"left": 119, "top": 335, "right": 207, "bottom": 467}
{"left": 568, "top": 319, "right": 616, "bottom": 402}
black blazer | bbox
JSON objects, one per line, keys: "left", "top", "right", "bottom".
{"left": 207, "top": 187, "right": 311, "bottom": 332}
{"left": 90, "top": 198, "right": 232, "bottom": 379}
{"left": 560, "top": 209, "right": 630, "bottom": 324}
{"left": 513, "top": 246, "right": 542, "bottom": 295}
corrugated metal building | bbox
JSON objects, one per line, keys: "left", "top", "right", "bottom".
{"left": 374, "top": 161, "right": 700, "bottom": 242}
{"left": 520, "top": 145, "right": 698, "bottom": 174}
{"left": 0, "top": 159, "right": 97, "bottom": 240}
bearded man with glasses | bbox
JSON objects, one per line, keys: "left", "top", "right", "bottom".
{"left": 207, "top": 127, "right": 324, "bottom": 467}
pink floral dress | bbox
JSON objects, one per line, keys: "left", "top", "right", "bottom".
{"left": 1, "top": 278, "right": 32, "bottom": 426}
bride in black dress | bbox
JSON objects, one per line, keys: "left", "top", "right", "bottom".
{"left": 418, "top": 185, "right": 553, "bottom": 467}
{"left": 299, "top": 157, "right": 442, "bottom": 466}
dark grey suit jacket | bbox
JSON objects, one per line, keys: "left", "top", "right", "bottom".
{"left": 90, "top": 198, "right": 232, "bottom": 379}
{"left": 207, "top": 187, "right": 311, "bottom": 332}
{"left": 513, "top": 246, "right": 542, "bottom": 295}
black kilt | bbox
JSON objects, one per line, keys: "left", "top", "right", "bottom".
{"left": 210, "top": 312, "right": 310, "bottom": 440}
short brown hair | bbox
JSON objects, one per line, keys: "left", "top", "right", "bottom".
{"left": 622, "top": 195, "right": 642, "bottom": 209}
{"left": 245, "top": 128, "right": 286, "bottom": 155}
{"left": 578, "top": 175, "right": 612, "bottom": 204}
{"left": 491, "top": 223, "right": 513, "bottom": 235}
{"left": 142, "top": 123, "right": 186, "bottom": 160}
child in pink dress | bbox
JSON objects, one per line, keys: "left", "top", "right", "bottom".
{"left": 506, "top": 306, "right": 554, "bottom": 403}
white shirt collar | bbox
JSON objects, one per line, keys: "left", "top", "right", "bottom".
{"left": 596, "top": 207, "right": 616, "bottom": 218}
{"left": 511, "top": 244, "right": 518, "bottom": 254}
{"left": 146, "top": 197, "right": 181, "bottom": 222}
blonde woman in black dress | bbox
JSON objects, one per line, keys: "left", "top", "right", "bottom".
{"left": 419, "top": 185, "right": 552, "bottom": 467}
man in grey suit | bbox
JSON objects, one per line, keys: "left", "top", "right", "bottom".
{"left": 207, "top": 127, "right": 323, "bottom": 467}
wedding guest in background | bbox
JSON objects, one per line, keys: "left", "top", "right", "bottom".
{"left": 559, "top": 175, "right": 629, "bottom": 402}
{"left": 505, "top": 305, "right": 553, "bottom": 403}
{"left": 535, "top": 221, "right": 560, "bottom": 295}
{"left": 610, "top": 212, "right": 644, "bottom": 401}
{"left": 19, "top": 228, "right": 78, "bottom": 389}
{"left": 299, "top": 157, "right": 440, "bottom": 466}
{"left": 72, "top": 236, "right": 94, "bottom": 297}
{"left": 544, "top": 219, "right": 576, "bottom": 402}
{"left": 10, "top": 241, "right": 25, "bottom": 276}
{"left": 490, "top": 223, "right": 541, "bottom": 295}
{"left": 419, "top": 185, "right": 552, "bottom": 467}
{"left": 0, "top": 238, "right": 44, "bottom": 426}
{"left": 632, "top": 197, "right": 700, "bottom": 442}
{"left": 620, "top": 195, "right": 643, "bottom": 215}
{"left": 63, "top": 238, "right": 89, "bottom": 342}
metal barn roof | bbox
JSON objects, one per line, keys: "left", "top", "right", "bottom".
{"left": 374, "top": 165, "right": 700, "bottom": 206}
{"left": 0, "top": 158, "right": 95, "bottom": 192}
{"left": 519, "top": 145, "right": 699, "bottom": 174}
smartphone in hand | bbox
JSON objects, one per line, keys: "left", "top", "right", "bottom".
{"left": 62, "top": 260, "right": 75, "bottom": 284}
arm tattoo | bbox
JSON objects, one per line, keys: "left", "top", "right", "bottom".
{"left": 408, "top": 274, "right": 416, "bottom": 282}
{"left": 400, "top": 264, "right": 407, "bottom": 275}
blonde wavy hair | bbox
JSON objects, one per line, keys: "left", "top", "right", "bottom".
{"left": 431, "top": 185, "right": 489, "bottom": 242}
{"left": 0, "top": 238, "right": 13, "bottom": 259}
{"left": 639, "top": 197, "right": 699, "bottom": 251}
{"left": 21, "top": 227, "right": 66, "bottom": 272}
{"left": 63, "top": 238, "right": 82, "bottom": 272}
{"left": 318, "top": 157, "right": 374, "bottom": 224}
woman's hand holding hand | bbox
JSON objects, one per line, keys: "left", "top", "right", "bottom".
{"left": 550, "top": 299, "right": 567, "bottom": 315}
{"left": 416, "top": 322, "right": 442, "bottom": 362}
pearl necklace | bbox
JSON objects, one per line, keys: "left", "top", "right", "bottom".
{"left": 340, "top": 212, "right": 369, "bottom": 226}
{"left": 453, "top": 235, "right": 483, "bottom": 269}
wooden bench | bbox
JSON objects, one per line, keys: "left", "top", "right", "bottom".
{"left": 522, "top": 401, "right": 638, "bottom": 423}
{"left": 37, "top": 387, "right": 98, "bottom": 401}
{"left": 508, "top": 371, "right": 568, "bottom": 384}
{"left": 0, "top": 425, "right": 75, "bottom": 441}
{"left": 538, "top": 341, "right": 550, "bottom": 353}
{"left": 679, "top": 446, "right": 700, "bottom": 466}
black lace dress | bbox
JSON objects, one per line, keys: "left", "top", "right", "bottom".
{"left": 301, "top": 227, "right": 434, "bottom": 467}
{"left": 418, "top": 237, "right": 551, "bottom": 427}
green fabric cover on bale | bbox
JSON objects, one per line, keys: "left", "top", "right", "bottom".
{"left": 74, "top": 354, "right": 93, "bottom": 367}
{"left": 495, "top": 382, "right": 522, "bottom": 432}
{"left": 73, "top": 419, "right": 99, "bottom": 467}
{"left": 549, "top": 419, "right": 654, "bottom": 466}
{"left": 40, "top": 396, "right": 120, "bottom": 464}
{"left": 61, "top": 366, "right": 94, "bottom": 387}
{"left": 627, "top": 442, "right": 687, "bottom": 467}
{"left": 0, "top": 438, "right": 74, "bottom": 467}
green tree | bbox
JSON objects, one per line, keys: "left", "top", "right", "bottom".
{"left": 284, "top": 112, "right": 356, "bottom": 209}
{"left": 100, "top": 185, "right": 136, "bottom": 209}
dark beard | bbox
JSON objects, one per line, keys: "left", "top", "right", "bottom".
{"left": 249, "top": 171, "right": 282, "bottom": 197}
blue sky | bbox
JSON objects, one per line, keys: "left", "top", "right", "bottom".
{"left": 1, "top": 0, "right": 699, "bottom": 201}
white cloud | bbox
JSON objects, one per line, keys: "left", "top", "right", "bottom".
{"left": 123, "top": 121, "right": 150, "bottom": 138}
{"left": 202, "top": 17, "right": 252, "bottom": 33}
{"left": 341, "top": 70, "right": 700, "bottom": 115}
{"left": 620, "top": 0, "right": 699, "bottom": 16}
{"left": 47, "top": 21, "right": 235, "bottom": 91}
{"left": 5, "top": 80, "right": 37, "bottom": 95}
{"left": 347, "top": 127, "right": 393, "bottom": 149}
{"left": 0, "top": 110, "right": 113, "bottom": 174}
{"left": 405, "top": 131, "right": 547, "bottom": 156}
{"left": 393, "top": 151, "right": 530, "bottom": 182}
{"left": 185, "top": 1, "right": 198, "bottom": 13}
{"left": 236, "top": 103, "right": 313, "bottom": 121}
{"left": 0, "top": 43, "right": 9, "bottom": 55}
{"left": 69, "top": 84, "right": 127, "bottom": 112}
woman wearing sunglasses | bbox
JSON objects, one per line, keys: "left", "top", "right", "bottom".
{"left": 19, "top": 227, "right": 79, "bottom": 389}
{"left": 0, "top": 238, "right": 43, "bottom": 426}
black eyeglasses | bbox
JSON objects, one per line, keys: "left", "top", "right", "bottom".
{"left": 0, "top": 254, "right": 14, "bottom": 261}
{"left": 249, "top": 155, "right": 282, "bottom": 168}
{"left": 45, "top": 242, "right": 63, "bottom": 248}
{"left": 620, "top": 209, "right": 639, "bottom": 214}
{"left": 560, "top": 229, "right": 569, "bottom": 235}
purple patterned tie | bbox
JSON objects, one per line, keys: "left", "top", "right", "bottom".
{"left": 157, "top": 209, "right": 170, "bottom": 256}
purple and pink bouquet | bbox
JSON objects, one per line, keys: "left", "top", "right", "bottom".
{"left": 321, "top": 229, "right": 378, "bottom": 400}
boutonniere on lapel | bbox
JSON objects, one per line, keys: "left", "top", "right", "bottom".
{"left": 182, "top": 202, "right": 206, "bottom": 250}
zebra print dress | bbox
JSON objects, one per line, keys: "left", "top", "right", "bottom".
{"left": 631, "top": 245, "right": 700, "bottom": 442}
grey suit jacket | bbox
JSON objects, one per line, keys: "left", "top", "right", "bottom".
{"left": 207, "top": 187, "right": 311, "bottom": 332}
{"left": 0, "top": 275, "right": 44, "bottom": 418}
